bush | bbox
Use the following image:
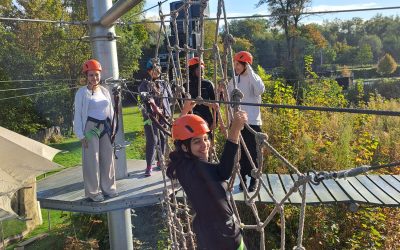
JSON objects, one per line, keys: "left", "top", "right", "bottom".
{"left": 377, "top": 53, "right": 398, "bottom": 76}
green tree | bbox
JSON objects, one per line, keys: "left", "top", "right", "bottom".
{"left": 256, "top": 0, "right": 311, "bottom": 62}
{"left": 382, "top": 34, "right": 400, "bottom": 62}
{"left": 376, "top": 53, "right": 398, "bottom": 76}
{"left": 358, "top": 35, "right": 382, "bottom": 61}
{"left": 229, "top": 18, "right": 270, "bottom": 41}
{"left": 355, "top": 44, "right": 373, "bottom": 65}
{"left": 116, "top": 1, "right": 148, "bottom": 78}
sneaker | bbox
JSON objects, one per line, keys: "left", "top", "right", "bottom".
{"left": 105, "top": 192, "right": 119, "bottom": 198}
{"left": 145, "top": 166, "right": 152, "bottom": 177}
{"left": 248, "top": 178, "right": 259, "bottom": 192}
{"left": 90, "top": 193, "right": 104, "bottom": 202}
{"left": 238, "top": 182, "right": 247, "bottom": 192}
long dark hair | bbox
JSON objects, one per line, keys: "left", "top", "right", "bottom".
{"left": 188, "top": 64, "right": 198, "bottom": 80}
{"left": 166, "top": 138, "right": 196, "bottom": 179}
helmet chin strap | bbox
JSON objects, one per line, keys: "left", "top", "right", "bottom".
{"left": 89, "top": 82, "right": 100, "bottom": 95}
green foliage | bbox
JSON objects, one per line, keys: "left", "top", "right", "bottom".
{"left": 116, "top": 1, "right": 148, "bottom": 78}
{"left": 304, "top": 55, "right": 318, "bottom": 79}
{"left": 377, "top": 53, "right": 398, "bottom": 76}
{"left": 346, "top": 208, "right": 386, "bottom": 249}
{"left": 355, "top": 44, "right": 373, "bottom": 65}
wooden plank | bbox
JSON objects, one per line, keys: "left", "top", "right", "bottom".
{"left": 380, "top": 175, "right": 400, "bottom": 192}
{"left": 267, "top": 174, "right": 290, "bottom": 204}
{"left": 258, "top": 175, "right": 274, "bottom": 203}
{"left": 279, "top": 175, "right": 303, "bottom": 204}
{"left": 356, "top": 176, "right": 398, "bottom": 205}
{"left": 335, "top": 179, "right": 367, "bottom": 203}
{"left": 345, "top": 177, "right": 382, "bottom": 205}
{"left": 321, "top": 179, "right": 349, "bottom": 202}
{"left": 15, "top": 233, "right": 49, "bottom": 249}
{"left": 368, "top": 175, "right": 400, "bottom": 204}
{"left": 291, "top": 174, "right": 320, "bottom": 204}
{"left": 393, "top": 175, "right": 400, "bottom": 183}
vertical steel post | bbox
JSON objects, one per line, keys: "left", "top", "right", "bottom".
{"left": 86, "top": 1, "right": 133, "bottom": 249}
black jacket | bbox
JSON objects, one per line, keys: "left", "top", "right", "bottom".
{"left": 188, "top": 77, "right": 216, "bottom": 128}
{"left": 175, "top": 141, "right": 242, "bottom": 249}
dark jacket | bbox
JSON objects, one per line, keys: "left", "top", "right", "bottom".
{"left": 175, "top": 141, "right": 242, "bottom": 249}
{"left": 188, "top": 76, "right": 216, "bottom": 128}
{"left": 138, "top": 77, "right": 172, "bottom": 121}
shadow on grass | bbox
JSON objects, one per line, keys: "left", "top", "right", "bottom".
{"left": 50, "top": 139, "right": 81, "bottom": 153}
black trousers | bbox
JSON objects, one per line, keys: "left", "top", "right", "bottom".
{"left": 239, "top": 125, "right": 262, "bottom": 181}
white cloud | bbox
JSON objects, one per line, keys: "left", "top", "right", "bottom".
{"left": 310, "top": 2, "right": 378, "bottom": 12}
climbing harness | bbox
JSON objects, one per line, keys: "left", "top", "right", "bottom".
{"left": 85, "top": 117, "right": 113, "bottom": 140}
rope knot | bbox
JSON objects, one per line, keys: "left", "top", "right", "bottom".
{"left": 224, "top": 33, "right": 235, "bottom": 46}
{"left": 167, "top": 45, "right": 173, "bottom": 53}
{"left": 184, "top": 44, "right": 191, "bottom": 53}
{"left": 255, "top": 132, "right": 269, "bottom": 145}
{"left": 174, "top": 85, "right": 185, "bottom": 96}
{"left": 231, "top": 88, "right": 243, "bottom": 102}
{"left": 174, "top": 44, "right": 181, "bottom": 52}
{"left": 195, "top": 96, "right": 204, "bottom": 105}
{"left": 251, "top": 169, "right": 262, "bottom": 179}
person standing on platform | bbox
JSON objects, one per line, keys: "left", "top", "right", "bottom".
{"left": 139, "top": 59, "right": 172, "bottom": 177}
{"left": 227, "top": 51, "right": 265, "bottom": 192}
{"left": 73, "top": 59, "right": 118, "bottom": 202}
{"left": 187, "top": 57, "right": 219, "bottom": 132}
{"left": 167, "top": 101, "right": 248, "bottom": 250}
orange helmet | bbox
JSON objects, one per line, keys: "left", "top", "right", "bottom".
{"left": 82, "top": 59, "right": 102, "bottom": 73}
{"left": 188, "top": 57, "right": 205, "bottom": 67}
{"left": 172, "top": 114, "right": 210, "bottom": 141}
{"left": 234, "top": 51, "right": 253, "bottom": 65}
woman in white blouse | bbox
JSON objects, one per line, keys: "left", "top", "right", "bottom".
{"left": 73, "top": 59, "right": 118, "bottom": 202}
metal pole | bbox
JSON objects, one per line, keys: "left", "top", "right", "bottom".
{"left": 86, "top": 1, "right": 140, "bottom": 249}
{"left": 1, "top": 221, "right": 4, "bottom": 250}
{"left": 47, "top": 210, "right": 51, "bottom": 231}
{"left": 99, "top": 0, "right": 143, "bottom": 27}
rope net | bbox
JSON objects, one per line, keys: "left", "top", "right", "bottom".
{"left": 122, "top": 1, "right": 399, "bottom": 249}
{"left": 134, "top": 1, "right": 311, "bottom": 249}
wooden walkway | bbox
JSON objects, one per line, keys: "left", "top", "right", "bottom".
{"left": 37, "top": 160, "right": 400, "bottom": 214}
{"left": 37, "top": 160, "right": 169, "bottom": 213}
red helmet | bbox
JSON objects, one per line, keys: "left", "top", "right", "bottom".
{"left": 172, "top": 114, "right": 210, "bottom": 141}
{"left": 188, "top": 57, "right": 205, "bottom": 67}
{"left": 82, "top": 59, "right": 102, "bottom": 73}
{"left": 234, "top": 51, "right": 253, "bottom": 65}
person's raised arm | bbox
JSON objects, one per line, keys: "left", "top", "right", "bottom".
{"left": 180, "top": 100, "right": 196, "bottom": 116}
{"left": 217, "top": 110, "right": 248, "bottom": 179}
{"left": 227, "top": 110, "right": 247, "bottom": 144}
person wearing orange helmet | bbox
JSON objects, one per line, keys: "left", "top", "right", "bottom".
{"left": 167, "top": 101, "right": 248, "bottom": 250}
{"left": 187, "top": 57, "right": 218, "bottom": 131}
{"left": 227, "top": 51, "right": 265, "bottom": 192}
{"left": 73, "top": 59, "right": 118, "bottom": 202}
{"left": 139, "top": 58, "right": 172, "bottom": 176}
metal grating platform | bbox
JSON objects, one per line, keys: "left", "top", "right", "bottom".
{"left": 37, "top": 160, "right": 400, "bottom": 214}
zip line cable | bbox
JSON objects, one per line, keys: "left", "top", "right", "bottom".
{"left": 131, "top": 0, "right": 170, "bottom": 18}
{"left": 0, "top": 86, "right": 79, "bottom": 101}
{"left": 0, "top": 85, "right": 58, "bottom": 92}
{"left": 0, "top": 78, "right": 78, "bottom": 84}
{"left": 1, "top": 5, "right": 399, "bottom": 25}
{"left": 141, "top": 92, "right": 400, "bottom": 117}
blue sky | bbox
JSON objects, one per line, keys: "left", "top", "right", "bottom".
{"left": 143, "top": 0, "right": 399, "bottom": 23}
